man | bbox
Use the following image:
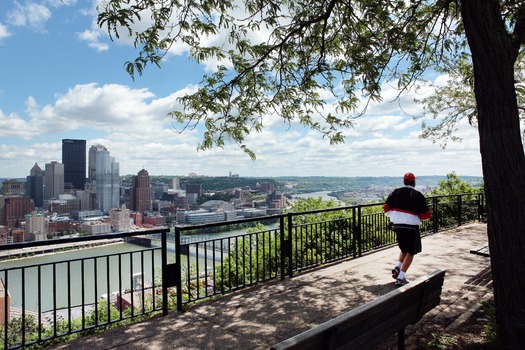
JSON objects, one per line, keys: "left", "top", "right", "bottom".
{"left": 384, "top": 172, "right": 431, "bottom": 287}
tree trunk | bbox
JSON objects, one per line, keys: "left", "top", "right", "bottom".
{"left": 461, "top": 1, "right": 525, "bottom": 348}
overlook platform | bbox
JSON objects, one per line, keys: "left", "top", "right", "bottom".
{"left": 53, "top": 223, "right": 491, "bottom": 350}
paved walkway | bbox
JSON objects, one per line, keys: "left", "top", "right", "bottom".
{"left": 53, "top": 223, "right": 492, "bottom": 350}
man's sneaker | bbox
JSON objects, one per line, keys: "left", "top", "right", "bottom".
{"left": 395, "top": 278, "right": 409, "bottom": 287}
{"left": 391, "top": 266, "right": 400, "bottom": 279}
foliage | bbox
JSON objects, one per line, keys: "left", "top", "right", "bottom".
{"left": 426, "top": 333, "right": 458, "bottom": 349}
{"left": 97, "top": 1, "right": 468, "bottom": 157}
{"left": 427, "top": 172, "right": 482, "bottom": 196}
{"left": 416, "top": 53, "right": 525, "bottom": 147}
{"left": 0, "top": 299, "right": 147, "bottom": 349}
{"left": 480, "top": 300, "right": 499, "bottom": 344}
{"left": 0, "top": 314, "right": 39, "bottom": 349}
{"left": 288, "top": 197, "right": 355, "bottom": 267}
{"left": 216, "top": 227, "right": 281, "bottom": 289}
{"left": 84, "top": 300, "right": 122, "bottom": 327}
{"left": 422, "top": 172, "right": 483, "bottom": 228}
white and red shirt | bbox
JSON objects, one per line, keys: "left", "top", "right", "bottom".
{"left": 384, "top": 186, "right": 432, "bottom": 225}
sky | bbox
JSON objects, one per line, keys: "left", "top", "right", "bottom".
{"left": 0, "top": 1, "right": 483, "bottom": 179}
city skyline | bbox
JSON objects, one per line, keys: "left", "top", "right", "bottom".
{"left": 0, "top": 2, "right": 482, "bottom": 179}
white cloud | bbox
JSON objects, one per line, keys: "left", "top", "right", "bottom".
{"left": 77, "top": 29, "right": 109, "bottom": 51}
{"left": 7, "top": 1, "right": 52, "bottom": 32}
{"left": 25, "top": 83, "right": 176, "bottom": 134}
{"left": 0, "top": 23, "right": 11, "bottom": 40}
{"left": 0, "top": 72, "right": 483, "bottom": 178}
{"left": 0, "top": 109, "right": 39, "bottom": 139}
{"left": 46, "top": 0, "right": 77, "bottom": 6}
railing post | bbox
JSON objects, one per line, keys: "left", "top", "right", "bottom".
{"left": 283, "top": 214, "right": 293, "bottom": 278}
{"left": 457, "top": 195, "right": 463, "bottom": 227}
{"left": 161, "top": 230, "right": 168, "bottom": 316}
{"left": 3, "top": 274, "right": 8, "bottom": 350}
{"left": 478, "top": 192, "right": 485, "bottom": 222}
{"left": 175, "top": 228, "right": 183, "bottom": 312}
{"left": 356, "top": 206, "right": 362, "bottom": 257}
{"left": 432, "top": 197, "right": 439, "bottom": 234}
{"left": 280, "top": 216, "right": 285, "bottom": 279}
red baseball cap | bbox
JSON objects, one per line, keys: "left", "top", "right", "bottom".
{"left": 403, "top": 172, "right": 416, "bottom": 182}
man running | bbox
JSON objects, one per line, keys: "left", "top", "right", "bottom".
{"left": 384, "top": 172, "right": 431, "bottom": 286}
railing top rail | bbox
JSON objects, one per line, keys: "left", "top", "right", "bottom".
{"left": 428, "top": 192, "right": 483, "bottom": 199}
{"left": 173, "top": 215, "right": 281, "bottom": 232}
{"left": 0, "top": 193, "right": 482, "bottom": 251}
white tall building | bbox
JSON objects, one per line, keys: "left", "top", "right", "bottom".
{"left": 25, "top": 210, "right": 46, "bottom": 241}
{"left": 44, "top": 161, "right": 64, "bottom": 200}
{"left": 88, "top": 144, "right": 107, "bottom": 182}
{"left": 95, "top": 147, "right": 120, "bottom": 212}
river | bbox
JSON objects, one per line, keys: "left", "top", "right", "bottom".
{"left": 1, "top": 192, "right": 330, "bottom": 313}
{"left": 0, "top": 224, "right": 278, "bottom": 312}
{"left": 291, "top": 190, "right": 337, "bottom": 201}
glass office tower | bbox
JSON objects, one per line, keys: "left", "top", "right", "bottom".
{"left": 62, "top": 139, "right": 86, "bottom": 190}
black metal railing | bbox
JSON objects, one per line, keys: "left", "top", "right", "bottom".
{"left": 0, "top": 193, "right": 485, "bottom": 349}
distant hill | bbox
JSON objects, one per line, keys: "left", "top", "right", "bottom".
{"left": 145, "top": 175, "right": 483, "bottom": 192}
{"left": 1, "top": 175, "right": 482, "bottom": 192}
{"left": 274, "top": 175, "right": 482, "bottom": 192}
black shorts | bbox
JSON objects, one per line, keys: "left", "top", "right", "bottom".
{"left": 393, "top": 224, "right": 422, "bottom": 255}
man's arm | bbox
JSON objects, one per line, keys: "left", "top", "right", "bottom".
{"left": 417, "top": 192, "right": 432, "bottom": 220}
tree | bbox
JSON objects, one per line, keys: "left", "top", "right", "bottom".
{"left": 427, "top": 171, "right": 480, "bottom": 196}
{"left": 98, "top": 1, "right": 525, "bottom": 347}
{"left": 427, "top": 172, "right": 483, "bottom": 227}
{"left": 416, "top": 52, "right": 525, "bottom": 147}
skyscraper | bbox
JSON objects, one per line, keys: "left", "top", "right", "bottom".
{"left": 44, "top": 161, "right": 64, "bottom": 200}
{"left": 26, "top": 163, "right": 44, "bottom": 207}
{"left": 88, "top": 144, "right": 107, "bottom": 182}
{"left": 130, "top": 169, "right": 152, "bottom": 213}
{"left": 95, "top": 147, "right": 120, "bottom": 211}
{"left": 62, "top": 139, "right": 86, "bottom": 190}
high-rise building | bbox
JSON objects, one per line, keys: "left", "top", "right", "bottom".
{"left": 258, "top": 182, "right": 275, "bottom": 193}
{"left": 44, "top": 161, "right": 64, "bottom": 200}
{"left": 130, "top": 169, "right": 152, "bottom": 213}
{"left": 3, "top": 196, "right": 34, "bottom": 229}
{"left": 25, "top": 210, "right": 46, "bottom": 241}
{"left": 62, "top": 139, "right": 86, "bottom": 190}
{"left": 185, "top": 184, "right": 203, "bottom": 197}
{"left": 77, "top": 189, "right": 96, "bottom": 211}
{"left": 88, "top": 144, "right": 107, "bottom": 182}
{"left": 26, "top": 163, "right": 44, "bottom": 207}
{"left": 95, "top": 147, "right": 120, "bottom": 211}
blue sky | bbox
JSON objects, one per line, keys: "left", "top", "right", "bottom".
{"left": 0, "top": 1, "right": 483, "bottom": 179}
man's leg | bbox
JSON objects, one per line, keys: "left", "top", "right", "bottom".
{"left": 398, "top": 251, "right": 406, "bottom": 265}
{"left": 401, "top": 253, "right": 413, "bottom": 272}
{"left": 398, "top": 253, "right": 414, "bottom": 281}
{"left": 392, "top": 251, "right": 405, "bottom": 279}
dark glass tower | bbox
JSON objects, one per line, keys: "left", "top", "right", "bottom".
{"left": 26, "top": 163, "right": 44, "bottom": 207}
{"left": 62, "top": 139, "right": 86, "bottom": 190}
